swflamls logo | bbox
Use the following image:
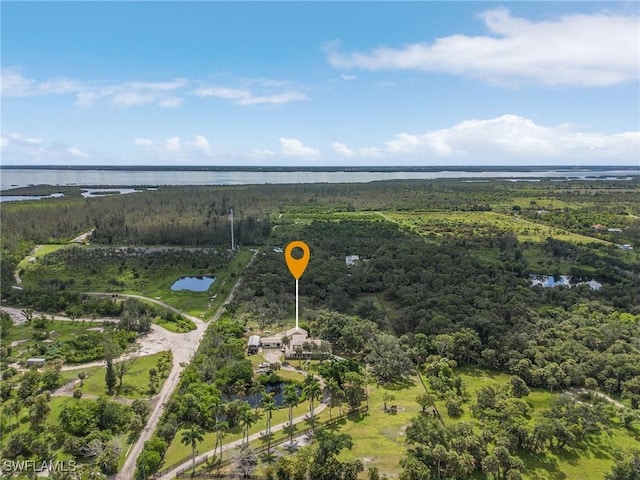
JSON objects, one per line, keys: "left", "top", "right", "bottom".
{"left": 1, "top": 459, "right": 77, "bottom": 473}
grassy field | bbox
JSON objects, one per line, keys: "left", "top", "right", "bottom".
{"left": 17, "top": 244, "right": 69, "bottom": 270}
{"left": 334, "top": 367, "right": 637, "bottom": 479}
{"left": 379, "top": 211, "right": 608, "bottom": 244}
{"left": 3, "top": 320, "right": 117, "bottom": 362}
{"left": 75, "top": 351, "right": 170, "bottom": 399}
{"left": 20, "top": 247, "right": 254, "bottom": 318}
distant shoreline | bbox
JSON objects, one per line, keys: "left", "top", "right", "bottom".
{"left": 2, "top": 164, "right": 638, "bottom": 173}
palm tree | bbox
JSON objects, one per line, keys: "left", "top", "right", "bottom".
{"left": 239, "top": 403, "right": 261, "bottom": 447}
{"left": 260, "top": 393, "right": 276, "bottom": 435}
{"left": 210, "top": 397, "right": 224, "bottom": 427}
{"left": 213, "top": 420, "right": 229, "bottom": 464}
{"left": 181, "top": 424, "right": 204, "bottom": 477}
{"left": 302, "top": 375, "right": 322, "bottom": 429}
{"left": 260, "top": 393, "right": 276, "bottom": 456}
{"left": 283, "top": 384, "right": 300, "bottom": 442}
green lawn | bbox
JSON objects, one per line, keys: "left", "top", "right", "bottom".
{"left": 78, "top": 351, "right": 170, "bottom": 399}
{"left": 17, "top": 244, "right": 68, "bottom": 270}
{"left": 334, "top": 367, "right": 636, "bottom": 479}
{"left": 337, "top": 379, "right": 426, "bottom": 476}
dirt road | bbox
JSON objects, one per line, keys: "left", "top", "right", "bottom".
{"left": 116, "top": 252, "right": 255, "bottom": 480}
{"left": 3, "top": 247, "right": 256, "bottom": 480}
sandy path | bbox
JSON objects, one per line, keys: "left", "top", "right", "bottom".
{"left": 70, "top": 228, "right": 95, "bottom": 243}
{"left": 116, "top": 252, "right": 256, "bottom": 480}
{"left": 3, "top": 249, "right": 256, "bottom": 480}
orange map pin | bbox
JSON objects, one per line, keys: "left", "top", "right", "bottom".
{"left": 285, "top": 241, "right": 310, "bottom": 279}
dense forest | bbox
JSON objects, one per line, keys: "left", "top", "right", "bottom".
{"left": 1, "top": 179, "right": 639, "bottom": 479}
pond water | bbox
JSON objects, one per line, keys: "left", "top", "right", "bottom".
{"left": 529, "top": 275, "right": 602, "bottom": 290}
{"left": 0, "top": 192, "right": 65, "bottom": 203}
{"left": 170, "top": 276, "right": 216, "bottom": 292}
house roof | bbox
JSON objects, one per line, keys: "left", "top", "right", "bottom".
{"left": 285, "top": 327, "right": 307, "bottom": 338}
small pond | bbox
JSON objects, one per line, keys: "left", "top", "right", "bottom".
{"left": 170, "top": 276, "right": 216, "bottom": 292}
{"left": 529, "top": 275, "right": 602, "bottom": 291}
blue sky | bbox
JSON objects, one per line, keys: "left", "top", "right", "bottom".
{"left": 1, "top": 1, "right": 639, "bottom": 166}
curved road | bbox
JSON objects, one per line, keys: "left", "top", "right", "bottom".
{"left": 5, "top": 245, "right": 257, "bottom": 480}
{"left": 117, "top": 252, "right": 256, "bottom": 480}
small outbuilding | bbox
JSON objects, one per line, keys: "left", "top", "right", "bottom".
{"left": 345, "top": 255, "right": 360, "bottom": 267}
{"left": 248, "top": 335, "right": 261, "bottom": 354}
{"left": 26, "top": 358, "right": 46, "bottom": 367}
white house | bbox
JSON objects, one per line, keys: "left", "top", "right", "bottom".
{"left": 345, "top": 255, "right": 360, "bottom": 267}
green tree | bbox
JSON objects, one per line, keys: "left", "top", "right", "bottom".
{"left": 239, "top": 403, "right": 260, "bottom": 447}
{"left": 382, "top": 392, "right": 395, "bottom": 413}
{"left": 509, "top": 375, "right": 530, "bottom": 398}
{"left": 181, "top": 424, "right": 204, "bottom": 477}
{"left": 606, "top": 450, "right": 640, "bottom": 480}
{"left": 213, "top": 420, "right": 229, "bottom": 464}
{"left": 283, "top": 384, "right": 300, "bottom": 441}
{"left": 105, "top": 358, "right": 117, "bottom": 394}
{"left": 28, "top": 391, "right": 51, "bottom": 432}
{"left": 136, "top": 449, "right": 161, "bottom": 480}
{"left": 326, "top": 378, "right": 343, "bottom": 419}
{"left": 365, "top": 333, "right": 413, "bottom": 383}
{"left": 114, "top": 358, "right": 133, "bottom": 391}
{"left": 416, "top": 393, "right": 434, "bottom": 414}
{"left": 260, "top": 393, "right": 276, "bottom": 435}
{"left": 303, "top": 375, "right": 322, "bottom": 429}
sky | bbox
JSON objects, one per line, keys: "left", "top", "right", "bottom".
{"left": 1, "top": 1, "right": 639, "bottom": 166}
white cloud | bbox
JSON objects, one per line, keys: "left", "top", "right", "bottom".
{"left": 332, "top": 142, "right": 382, "bottom": 159}
{"left": 247, "top": 148, "right": 275, "bottom": 159}
{"left": 340, "top": 74, "right": 357, "bottom": 81}
{"left": 326, "top": 9, "right": 640, "bottom": 86}
{"left": 378, "top": 114, "right": 639, "bottom": 162}
{"left": 194, "top": 84, "right": 307, "bottom": 106}
{"left": 2, "top": 69, "right": 307, "bottom": 110}
{"left": 1, "top": 131, "right": 89, "bottom": 163}
{"left": 67, "top": 147, "right": 88, "bottom": 158}
{"left": 188, "top": 135, "right": 211, "bottom": 155}
{"left": 134, "top": 138, "right": 154, "bottom": 147}
{"left": 332, "top": 142, "right": 355, "bottom": 158}
{"left": 1, "top": 132, "right": 43, "bottom": 147}
{"left": 279, "top": 137, "right": 321, "bottom": 160}
{"left": 101, "top": 79, "right": 188, "bottom": 108}
{"left": 1, "top": 68, "right": 83, "bottom": 96}
{"left": 1, "top": 69, "right": 35, "bottom": 96}
{"left": 1, "top": 69, "right": 187, "bottom": 108}
{"left": 165, "top": 136, "right": 181, "bottom": 153}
